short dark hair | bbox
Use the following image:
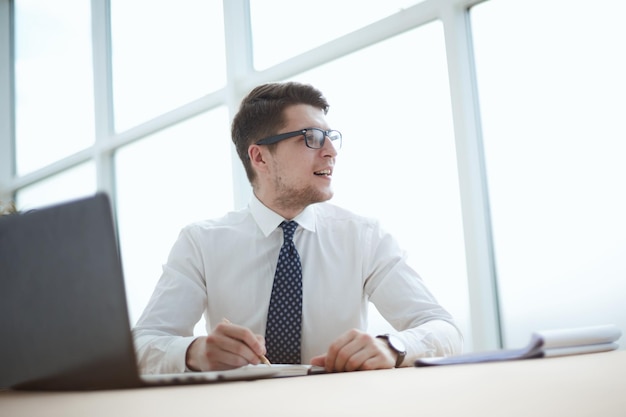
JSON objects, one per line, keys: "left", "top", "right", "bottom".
{"left": 231, "top": 82, "right": 330, "bottom": 184}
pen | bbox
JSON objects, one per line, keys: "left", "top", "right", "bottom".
{"left": 222, "top": 318, "right": 272, "bottom": 366}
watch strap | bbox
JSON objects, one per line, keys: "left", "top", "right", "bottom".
{"left": 376, "top": 334, "right": 407, "bottom": 368}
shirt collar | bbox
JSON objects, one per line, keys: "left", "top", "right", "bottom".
{"left": 250, "top": 193, "right": 317, "bottom": 237}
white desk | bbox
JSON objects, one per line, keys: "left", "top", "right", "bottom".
{"left": 1, "top": 350, "right": 625, "bottom": 417}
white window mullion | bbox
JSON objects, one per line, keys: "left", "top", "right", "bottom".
{"left": 442, "top": 1, "right": 502, "bottom": 351}
{"left": 223, "top": 0, "right": 254, "bottom": 209}
{"left": 0, "top": 0, "right": 14, "bottom": 203}
{"left": 91, "top": 0, "right": 116, "bottom": 206}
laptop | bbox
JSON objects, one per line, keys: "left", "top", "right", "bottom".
{"left": 0, "top": 193, "right": 286, "bottom": 390}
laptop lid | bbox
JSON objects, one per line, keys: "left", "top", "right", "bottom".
{"left": 0, "top": 193, "right": 142, "bottom": 389}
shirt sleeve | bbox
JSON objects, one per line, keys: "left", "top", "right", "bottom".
{"left": 132, "top": 226, "right": 207, "bottom": 374}
{"left": 364, "top": 222, "right": 463, "bottom": 365}
{"left": 397, "top": 320, "right": 463, "bottom": 366}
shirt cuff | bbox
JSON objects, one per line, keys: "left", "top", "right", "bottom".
{"left": 401, "top": 319, "right": 464, "bottom": 365}
{"left": 167, "top": 336, "right": 199, "bottom": 373}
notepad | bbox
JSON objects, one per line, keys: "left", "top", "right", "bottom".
{"left": 415, "top": 324, "right": 622, "bottom": 367}
{"left": 246, "top": 364, "right": 326, "bottom": 377}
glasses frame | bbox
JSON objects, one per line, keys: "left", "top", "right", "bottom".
{"left": 255, "top": 127, "right": 342, "bottom": 150}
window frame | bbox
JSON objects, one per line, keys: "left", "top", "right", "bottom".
{"left": 0, "top": 0, "right": 499, "bottom": 351}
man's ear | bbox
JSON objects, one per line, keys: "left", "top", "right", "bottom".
{"left": 248, "top": 145, "right": 268, "bottom": 172}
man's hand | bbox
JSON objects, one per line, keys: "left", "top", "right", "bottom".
{"left": 185, "top": 321, "right": 267, "bottom": 371}
{"left": 309, "top": 329, "right": 397, "bottom": 372}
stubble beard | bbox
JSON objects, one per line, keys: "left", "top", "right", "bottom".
{"left": 272, "top": 175, "right": 333, "bottom": 213}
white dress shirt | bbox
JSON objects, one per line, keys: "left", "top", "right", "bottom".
{"left": 132, "top": 195, "right": 462, "bottom": 374}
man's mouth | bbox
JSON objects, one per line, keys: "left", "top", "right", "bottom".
{"left": 314, "top": 169, "right": 332, "bottom": 176}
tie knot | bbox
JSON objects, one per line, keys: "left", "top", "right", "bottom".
{"left": 280, "top": 221, "right": 298, "bottom": 242}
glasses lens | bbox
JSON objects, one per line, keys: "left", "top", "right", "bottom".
{"left": 305, "top": 129, "right": 325, "bottom": 149}
{"left": 304, "top": 129, "right": 342, "bottom": 149}
{"left": 328, "top": 131, "right": 342, "bottom": 148}
{"left": 327, "top": 130, "right": 342, "bottom": 150}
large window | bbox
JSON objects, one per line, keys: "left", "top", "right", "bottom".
{"left": 16, "top": 162, "right": 96, "bottom": 210}
{"left": 110, "top": 0, "right": 226, "bottom": 131}
{"left": 13, "top": 0, "right": 95, "bottom": 176}
{"left": 250, "top": 0, "right": 426, "bottom": 70}
{"left": 471, "top": 0, "right": 626, "bottom": 348}
{"left": 2, "top": 0, "right": 624, "bottom": 353}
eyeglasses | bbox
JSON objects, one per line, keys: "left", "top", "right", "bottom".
{"left": 256, "top": 128, "right": 342, "bottom": 150}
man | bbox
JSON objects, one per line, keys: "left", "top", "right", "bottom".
{"left": 133, "top": 82, "right": 462, "bottom": 374}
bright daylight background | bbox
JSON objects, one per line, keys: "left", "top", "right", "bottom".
{"left": 7, "top": 0, "right": 625, "bottom": 351}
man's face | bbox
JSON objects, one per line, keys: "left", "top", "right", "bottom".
{"left": 265, "top": 104, "right": 338, "bottom": 213}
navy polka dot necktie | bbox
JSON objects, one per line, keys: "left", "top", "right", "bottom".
{"left": 265, "top": 221, "right": 303, "bottom": 364}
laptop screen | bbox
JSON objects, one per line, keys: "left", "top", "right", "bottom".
{"left": 0, "top": 193, "right": 141, "bottom": 389}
